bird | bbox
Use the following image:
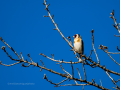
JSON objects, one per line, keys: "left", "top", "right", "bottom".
{"left": 73, "top": 34, "right": 84, "bottom": 57}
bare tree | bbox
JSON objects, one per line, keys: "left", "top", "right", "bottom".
{"left": 0, "top": 0, "right": 120, "bottom": 90}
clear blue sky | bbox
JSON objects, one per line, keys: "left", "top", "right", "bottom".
{"left": 0, "top": 0, "right": 120, "bottom": 90}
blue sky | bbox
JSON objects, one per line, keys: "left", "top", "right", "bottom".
{"left": 0, "top": 0, "right": 120, "bottom": 90}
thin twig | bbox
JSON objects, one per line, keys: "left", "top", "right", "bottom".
{"left": 106, "top": 52, "right": 120, "bottom": 54}
{"left": 82, "top": 61, "right": 87, "bottom": 80}
{"left": 99, "top": 45, "right": 120, "bottom": 66}
{"left": 20, "top": 52, "right": 24, "bottom": 60}
{"left": 22, "top": 63, "right": 31, "bottom": 67}
{"left": 1, "top": 46, "right": 20, "bottom": 61}
{"left": 0, "top": 48, "right": 109, "bottom": 90}
{"left": 114, "top": 34, "right": 120, "bottom": 37}
{"left": 88, "top": 50, "right": 93, "bottom": 58}
{"left": 70, "top": 60, "right": 74, "bottom": 78}
{"left": 100, "top": 79, "right": 102, "bottom": 86}
{"left": 56, "top": 84, "right": 89, "bottom": 87}
{"left": 77, "top": 68, "right": 82, "bottom": 80}
{"left": 104, "top": 50, "right": 120, "bottom": 66}
{"left": 40, "top": 53, "right": 82, "bottom": 64}
{"left": 56, "top": 78, "right": 68, "bottom": 85}
{"left": 43, "top": 74, "right": 68, "bottom": 86}
{"left": 40, "top": 60, "right": 45, "bottom": 67}
{"left": 83, "top": 56, "right": 120, "bottom": 76}
{"left": 110, "top": 10, "right": 120, "bottom": 33}
{"left": 60, "top": 64, "right": 78, "bottom": 84}
{"left": 27, "top": 53, "right": 33, "bottom": 63}
{"left": 60, "top": 64, "right": 71, "bottom": 77}
{"left": 0, "top": 37, "right": 21, "bottom": 59}
{"left": 82, "top": 85, "right": 85, "bottom": 90}
{"left": 115, "top": 79, "right": 120, "bottom": 83}
{"left": 117, "top": 46, "right": 120, "bottom": 51}
{"left": 43, "top": 0, "right": 73, "bottom": 49}
{"left": 0, "top": 61, "right": 21, "bottom": 66}
{"left": 91, "top": 30, "right": 100, "bottom": 64}
{"left": 106, "top": 71, "right": 120, "bottom": 89}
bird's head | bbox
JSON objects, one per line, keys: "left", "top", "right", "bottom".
{"left": 73, "top": 34, "right": 81, "bottom": 38}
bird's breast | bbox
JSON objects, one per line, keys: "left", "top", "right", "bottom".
{"left": 74, "top": 38, "right": 82, "bottom": 53}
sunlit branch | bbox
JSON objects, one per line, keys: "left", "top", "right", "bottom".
{"left": 56, "top": 84, "right": 90, "bottom": 87}
{"left": 77, "top": 68, "right": 82, "bottom": 80}
{"left": 106, "top": 71, "right": 120, "bottom": 89}
{"left": 60, "top": 64, "right": 78, "bottom": 85}
{"left": 0, "top": 61, "right": 21, "bottom": 66}
{"left": 43, "top": 0, "right": 73, "bottom": 49}
{"left": 0, "top": 36, "right": 110, "bottom": 90}
{"left": 99, "top": 45, "right": 120, "bottom": 66}
{"left": 43, "top": 74, "right": 68, "bottom": 86}
{"left": 83, "top": 56, "right": 120, "bottom": 76}
{"left": 91, "top": 29, "right": 100, "bottom": 64}
{"left": 0, "top": 37, "right": 21, "bottom": 59}
{"left": 40, "top": 53, "right": 82, "bottom": 64}
{"left": 110, "top": 10, "right": 120, "bottom": 33}
{"left": 1, "top": 46, "right": 20, "bottom": 61}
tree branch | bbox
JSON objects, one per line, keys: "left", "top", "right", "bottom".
{"left": 106, "top": 71, "right": 120, "bottom": 89}
{"left": 91, "top": 30, "right": 100, "bottom": 64}
{"left": 110, "top": 10, "right": 120, "bottom": 33}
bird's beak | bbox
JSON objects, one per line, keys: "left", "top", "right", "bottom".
{"left": 73, "top": 36, "right": 75, "bottom": 38}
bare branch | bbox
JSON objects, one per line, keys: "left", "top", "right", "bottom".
{"left": 115, "top": 79, "right": 120, "bottom": 83}
{"left": 43, "top": 15, "right": 49, "bottom": 17}
{"left": 20, "top": 52, "right": 24, "bottom": 60}
{"left": 84, "top": 56, "right": 120, "bottom": 76}
{"left": 0, "top": 37, "right": 21, "bottom": 59}
{"left": 56, "top": 78, "right": 68, "bottom": 85}
{"left": 0, "top": 38, "right": 109, "bottom": 90}
{"left": 91, "top": 30, "right": 100, "bottom": 64}
{"left": 0, "top": 1, "right": 119, "bottom": 90}
{"left": 70, "top": 60, "right": 74, "bottom": 78}
{"left": 60, "top": 64, "right": 71, "bottom": 77}
{"left": 40, "top": 60, "right": 45, "bottom": 67}
{"left": 106, "top": 52, "right": 120, "bottom": 54}
{"left": 100, "top": 79, "right": 102, "bottom": 87}
{"left": 56, "top": 84, "right": 90, "bottom": 87}
{"left": 106, "top": 71, "right": 120, "bottom": 89}
{"left": 117, "top": 46, "right": 120, "bottom": 51}
{"left": 22, "top": 62, "right": 31, "bottom": 67}
{"left": 77, "top": 68, "right": 82, "bottom": 80}
{"left": 40, "top": 53, "right": 82, "bottom": 64}
{"left": 99, "top": 45, "right": 120, "bottom": 66}
{"left": 27, "top": 53, "right": 33, "bottom": 63}
{"left": 88, "top": 50, "right": 93, "bottom": 58}
{"left": 82, "top": 85, "right": 85, "bottom": 90}
{"left": 43, "top": 0, "right": 73, "bottom": 49}
{"left": 67, "top": 36, "right": 72, "bottom": 45}
{"left": 1, "top": 46, "right": 20, "bottom": 61}
{"left": 82, "top": 61, "right": 87, "bottom": 80}
{"left": 43, "top": 74, "right": 68, "bottom": 86}
{"left": 60, "top": 64, "right": 78, "bottom": 85}
{"left": 106, "top": 52, "right": 120, "bottom": 66}
{"left": 0, "top": 61, "right": 21, "bottom": 66}
{"left": 114, "top": 34, "right": 120, "bottom": 37}
{"left": 110, "top": 10, "right": 120, "bottom": 33}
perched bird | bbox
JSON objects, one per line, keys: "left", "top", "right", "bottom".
{"left": 73, "top": 34, "right": 84, "bottom": 57}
